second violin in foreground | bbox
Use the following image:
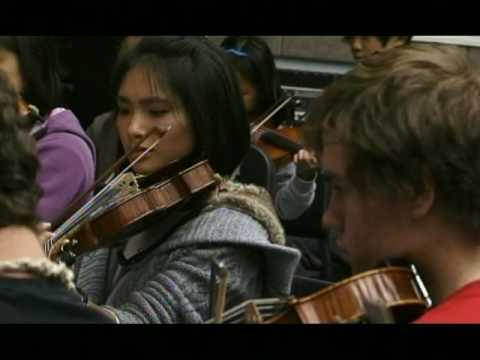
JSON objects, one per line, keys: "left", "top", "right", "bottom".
{"left": 208, "top": 266, "right": 429, "bottom": 324}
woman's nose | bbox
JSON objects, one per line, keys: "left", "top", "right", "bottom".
{"left": 127, "top": 112, "right": 149, "bottom": 139}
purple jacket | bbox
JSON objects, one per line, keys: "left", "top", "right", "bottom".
{"left": 35, "top": 109, "right": 96, "bottom": 224}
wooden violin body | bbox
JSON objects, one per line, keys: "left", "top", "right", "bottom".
{"left": 249, "top": 95, "right": 304, "bottom": 167}
{"left": 253, "top": 126, "right": 303, "bottom": 167}
{"left": 49, "top": 160, "right": 218, "bottom": 261}
{"left": 266, "top": 267, "right": 428, "bottom": 324}
{"left": 93, "top": 160, "right": 216, "bottom": 243}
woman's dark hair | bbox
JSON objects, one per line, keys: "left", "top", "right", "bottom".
{"left": 0, "top": 70, "right": 40, "bottom": 230}
{"left": 0, "top": 36, "right": 64, "bottom": 116}
{"left": 111, "top": 36, "right": 250, "bottom": 176}
{"left": 220, "top": 36, "right": 293, "bottom": 126}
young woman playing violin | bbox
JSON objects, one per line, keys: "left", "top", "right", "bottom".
{"left": 73, "top": 37, "right": 301, "bottom": 324}
{"left": 221, "top": 36, "right": 319, "bottom": 221}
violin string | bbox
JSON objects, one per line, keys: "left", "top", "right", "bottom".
{"left": 250, "top": 96, "right": 294, "bottom": 135}
{"left": 47, "top": 184, "right": 120, "bottom": 254}
{"left": 250, "top": 95, "right": 291, "bottom": 130}
{"left": 47, "top": 134, "right": 166, "bottom": 254}
{"left": 47, "top": 185, "right": 119, "bottom": 252}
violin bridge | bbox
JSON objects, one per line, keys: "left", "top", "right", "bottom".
{"left": 113, "top": 173, "right": 140, "bottom": 198}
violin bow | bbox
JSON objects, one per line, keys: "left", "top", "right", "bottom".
{"left": 250, "top": 96, "right": 294, "bottom": 135}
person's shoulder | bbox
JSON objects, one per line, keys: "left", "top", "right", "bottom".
{"left": 210, "top": 178, "right": 276, "bottom": 211}
{"left": 37, "top": 131, "right": 93, "bottom": 163}
{"left": 194, "top": 206, "right": 267, "bottom": 235}
{"left": 0, "top": 278, "right": 113, "bottom": 324}
{"left": 169, "top": 206, "right": 270, "bottom": 247}
{"left": 43, "top": 108, "right": 87, "bottom": 138}
{"left": 46, "top": 108, "right": 81, "bottom": 124}
{"left": 38, "top": 109, "right": 94, "bottom": 158}
{"left": 414, "top": 280, "right": 480, "bottom": 324}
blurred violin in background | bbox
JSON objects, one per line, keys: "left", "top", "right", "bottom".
{"left": 250, "top": 96, "right": 318, "bottom": 177}
{"left": 250, "top": 96, "right": 304, "bottom": 167}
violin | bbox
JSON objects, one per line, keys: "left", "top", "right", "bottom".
{"left": 265, "top": 267, "right": 429, "bottom": 324}
{"left": 46, "top": 128, "right": 218, "bottom": 263}
{"left": 250, "top": 97, "right": 304, "bottom": 168}
{"left": 207, "top": 266, "right": 429, "bottom": 324}
{"left": 254, "top": 127, "right": 303, "bottom": 168}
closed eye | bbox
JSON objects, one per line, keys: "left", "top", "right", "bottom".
{"left": 117, "top": 107, "right": 131, "bottom": 116}
{"left": 149, "top": 109, "right": 169, "bottom": 117}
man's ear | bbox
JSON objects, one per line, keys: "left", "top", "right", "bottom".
{"left": 412, "top": 178, "right": 435, "bottom": 218}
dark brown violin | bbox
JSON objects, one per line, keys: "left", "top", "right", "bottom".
{"left": 254, "top": 127, "right": 302, "bottom": 168}
{"left": 46, "top": 128, "right": 218, "bottom": 262}
{"left": 266, "top": 267, "right": 429, "bottom": 324}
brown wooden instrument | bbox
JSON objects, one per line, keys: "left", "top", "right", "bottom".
{"left": 249, "top": 96, "right": 305, "bottom": 168}
{"left": 253, "top": 126, "right": 303, "bottom": 168}
{"left": 91, "top": 161, "right": 215, "bottom": 244}
{"left": 250, "top": 96, "right": 303, "bottom": 167}
{"left": 48, "top": 160, "right": 217, "bottom": 261}
{"left": 266, "top": 267, "right": 428, "bottom": 324}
